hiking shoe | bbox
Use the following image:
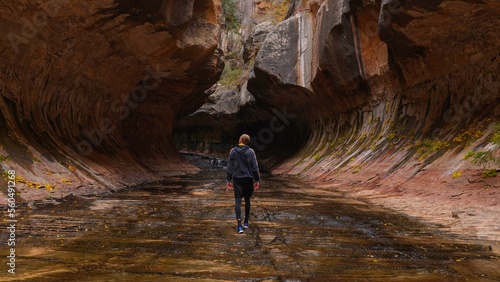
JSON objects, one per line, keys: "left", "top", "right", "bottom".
{"left": 237, "top": 226, "right": 244, "bottom": 234}
{"left": 243, "top": 222, "right": 249, "bottom": 229}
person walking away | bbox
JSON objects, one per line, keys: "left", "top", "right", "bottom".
{"left": 226, "top": 134, "right": 260, "bottom": 234}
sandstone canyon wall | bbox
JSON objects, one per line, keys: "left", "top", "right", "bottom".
{"left": 0, "top": 0, "right": 223, "bottom": 201}
{"left": 243, "top": 0, "right": 500, "bottom": 241}
{"left": 175, "top": 0, "right": 499, "bottom": 217}
{"left": 248, "top": 0, "right": 499, "bottom": 187}
{"left": 176, "top": 0, "right": 499, "bottom": 182}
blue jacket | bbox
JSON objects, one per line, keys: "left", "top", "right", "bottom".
{"left": 226, "top": 145, "right": 260, "bottom": 182}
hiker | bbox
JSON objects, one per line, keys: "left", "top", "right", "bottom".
{"left": 226, "top": 134, "right": 261, "bottom": 234}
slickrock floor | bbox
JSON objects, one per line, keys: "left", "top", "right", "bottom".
{"left": 1, "top": 157, "right": 499, "bottom": 281}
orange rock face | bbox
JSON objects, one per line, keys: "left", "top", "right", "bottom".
{"left": 246, "top": 0, "right": 499, "bottom": 240}
{"left": 0, "top": 0, "right": 223, "bottom": 201}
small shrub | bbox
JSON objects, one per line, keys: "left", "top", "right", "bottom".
{"left": 13, "top": 175, "right": 26, "bottom": 184}
{"left": 218, "top": 65, "right": 245, "bottom": 86}
{"left": 453, "top": 129, "right": 484, "bottom": 145}
{"left": 414, "top": 139, "right": 450, "bottom": 160}
{"left": 492, "top": 131, "right": 500, "bottom": 145}
{"left": 491, "top": 123, "right": 500, "bottom": 145}
{"left": 1, "top": 171, "right": 8, "bottom": 180}
{"left": 351, "top": 165, "right": 362, "bottom": 174}
{"left": 61, "top": 178, "right": 71, "bottom": 184}
{"left": 25, "top": 181, "right": 41, "bottom": 189}
{"left": 222, "top": 0, "right": 241, "bottom": 31}
{"left": 462, "top": 123, "right": 499, "bottom": 169}
{"left": 463, "top": 151, "right": 475, "bottom": 160}
{"left": 482, "top": 169, "right": 498, "bottom": 178}
{"left": 452, "top": 171, "right": 462, "bottom": 179}
{"left": 464, "top": 151, "right": 496, "bottom": 167}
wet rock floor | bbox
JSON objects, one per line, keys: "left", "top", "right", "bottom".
{"left": 2, "top": 156, "right": 500, "bottom": 281}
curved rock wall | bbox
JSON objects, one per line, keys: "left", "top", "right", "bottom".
{"left": 249, "top": 0, "right": 499, "bottom": 184}
{"left": 0, "top": 0, "right": 223, "bottom": 201}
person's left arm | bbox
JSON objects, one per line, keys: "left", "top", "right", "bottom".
{"left": 226, "top": 149, "right": 234, "bottom": 189}
{"left": 250, "top": 149, "right": 260, "bottom": 189}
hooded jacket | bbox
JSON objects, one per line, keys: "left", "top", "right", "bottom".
{"left": 226, "top": 145, "right": 260, "bottom": 182}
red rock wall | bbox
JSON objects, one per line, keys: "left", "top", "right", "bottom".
{"left": 249, "top": 0, "right": 499, "bottom": 187}
{"left": 0, "top": 0, "right": 223, "bottom": 201}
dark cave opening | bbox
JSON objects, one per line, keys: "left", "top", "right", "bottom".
{"left": 172, "top": 105, "right": 311, "bottom": 171}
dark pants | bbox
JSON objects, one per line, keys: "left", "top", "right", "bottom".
{"left": 233, "top": 178, "right": 254, "bottom": 225}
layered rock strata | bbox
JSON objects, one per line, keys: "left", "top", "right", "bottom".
{"left": 0, "top": 0, "right": 223, "bottom": 201}
{"left": 247, "top": 0, "right": 499, "bottom": 240}
{"left": 247, "top": 0, "right": 499, "bottom": 174}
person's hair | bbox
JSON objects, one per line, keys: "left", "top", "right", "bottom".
{"left": 239, "top": 134, "right": 250, "bottom": 145}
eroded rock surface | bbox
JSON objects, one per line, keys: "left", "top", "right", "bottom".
{"left": 175, "top": 0, "right": 499, "bottom": 241}
{"left": 248, "top": 0, "right": 499, "bottom": 240}
{"left": 0, "top": 0, "right": 223, "bottom": 201}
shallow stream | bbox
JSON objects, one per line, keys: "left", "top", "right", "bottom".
{"left": 1, "top": 155, "right": 499, "bottom": 281}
